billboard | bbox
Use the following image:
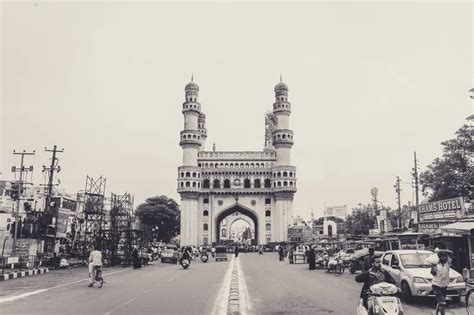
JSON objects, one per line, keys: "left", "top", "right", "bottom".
{"left": 324, "top": 205, "right": 348, "bottom": 218}
{"left": 418, "top": 197, "right": 465, "bottom": 222}
{"left": 56, "top": 208, "right": 71, "bottom": 238}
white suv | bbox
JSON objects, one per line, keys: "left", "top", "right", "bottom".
{"left": 381, "top": 250, "right": 466, "bottom": 301}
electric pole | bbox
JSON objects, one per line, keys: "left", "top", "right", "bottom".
{"left": 394, "top": 176, "right": 402, "bottom": 229}
{"left": 43, "top": 145, "right": 64, "bottom": 254}
{"left": 11, "top": 150, "right": 35, "bottom": 255}
{"left": 412, "top": 151, "right": 420, "bottom": 231}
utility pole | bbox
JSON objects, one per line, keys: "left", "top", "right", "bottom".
{"left": 11, "top": 150, "right": 35, "bottom": 255}
{"left": 43, "top": 145, "right": 64, "bottom": 254}
{"left": 394, "top": 176, "right": 402, "bottom": 229}
{"left": 412, "top": 151, "right": 420, "bottom": 231}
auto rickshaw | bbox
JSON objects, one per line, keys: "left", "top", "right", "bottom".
{"left": 215, "top": 245, "right": 228, "bottom": 262}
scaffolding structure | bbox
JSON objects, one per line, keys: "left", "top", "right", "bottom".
{"left": 81, "top": 176, "right": 106, "bottom": 260}
{"left": 106, "top": 192, "right": 134, "bottom": 265}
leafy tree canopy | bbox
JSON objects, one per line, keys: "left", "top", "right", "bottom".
{"left": 420, "top": 125, "right": 473, "bottom": 202}
{"left": 135, "top": 195, "right": 180, "bottom": 242}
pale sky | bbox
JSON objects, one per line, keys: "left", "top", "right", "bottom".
{"left": 1, "top": 1, "right": 473, "bottom": 219}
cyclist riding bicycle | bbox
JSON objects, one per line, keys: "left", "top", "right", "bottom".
{"left": 88, "top": 244, "right": 103, "bottom": 287}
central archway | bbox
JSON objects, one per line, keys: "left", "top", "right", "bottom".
{"left": 216, "top": 203, "right": 259, "bottom": 245}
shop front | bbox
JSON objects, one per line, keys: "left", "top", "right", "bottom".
{"left": 440, "top": 221, "right": 474, "bottom": 270}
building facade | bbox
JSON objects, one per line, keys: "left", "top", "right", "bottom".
{"left": 177, "top": 79, "right": 297, "bottom": 246}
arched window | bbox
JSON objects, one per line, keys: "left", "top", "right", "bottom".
{"left": 203, "top": 223, "right": 208, "bottom": 231}
{"left": 213, "top": 179, "right": 220, "bottom": 189}
{"left": 203, "top": 210, "right": 209, "bottom": 216}
{"left": 283, "top": 181, "right": 288, "bottom": 187}
{"left": 328, "top": 225, "right": 333, "bottom": 237}
{"left": 254, "top": 178, "right": 261, "bottom": 188}
{"left": 223, "top": 179, "right": 231, "bottom": 188}
{"left": 289, "top": 181, "right": 293, "bottom": 186}
{"left": 186, "top": 172, "right": 191, "bottom": 177}
{"left": 181, "top": 172, "right": 184, "bottom": 177}
{"left": 180, "top": 182, "right": 184, "bottom": 187}
{"left": 277, "top": 172, "right": 281, "bottom": 177}
{"left": 266, "top": 223, "right": 271, "bottom": 231}
{"left": 185, "top": 182, "right": 190, "bottom": 187}
{"left": 192, "top": 182, "right": 197, "bottom": 187}
{"left": 265, "top": 210, "right": 271, "bottom": 217}
{"left": 192, "top": 172, "right": 197, "bottom": 177}
{"left": 221, "top": 228, "right": 227, "bottom": 237}
{"left": 283, "top": 171, "right": 288, "bottom": 177}
{"left": 289, "top": 172, "right": 293, "bottom": 177}
{"left": 244, "top": 178, "right": 251, "bottom": 188}
{"left": 277, "top": 181, "right": 282, "bottom": 187}
{"left": 203, "top": 179, "right": 210, "bottom": 189}
{"left": 264, "top": 178, "right": 271, "bottom": 188}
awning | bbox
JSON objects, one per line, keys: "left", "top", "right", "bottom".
{"left": 440, "top": 221, "right": 474, "bottom": 234}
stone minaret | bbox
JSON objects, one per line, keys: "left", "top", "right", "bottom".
{"left": 271, "top": 77, "right": 297, "bottom": 241}
{"left": 177, "top": 78, "right": 202, "bottom": 246}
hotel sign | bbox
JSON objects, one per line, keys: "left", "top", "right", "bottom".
{"left": 418, "top": 197, "right": 465, "bottom": 222}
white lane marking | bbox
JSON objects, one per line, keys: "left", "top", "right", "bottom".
{"left": 210, "top": 256, "right": 234, "bottom": 315}
{"left": 0, "top": 268, "right": 131, "bottom": 304}
{"left": 237, "top": 257, "right": 252, "bottom": 314}
{"left": 144, "top": 289, "right": 152, "bottom": 294}
{"left": 123, "top": 297, "right": 136, "bottom": 305}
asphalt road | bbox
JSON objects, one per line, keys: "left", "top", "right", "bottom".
{"left": 0, "top": 253, "right": 467, "bottom": 315}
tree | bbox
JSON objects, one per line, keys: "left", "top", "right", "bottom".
{"left": 135, "top": 195, "right": 180, "bottom": 243}
{"left": 420, "top": 125, "right": 473, "bottom": 202}
{"left": 345, "top": 204, "right": 376, "bottom": 236}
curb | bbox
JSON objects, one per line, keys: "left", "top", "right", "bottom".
{"left": 227, "top": 258, "right": 240, "bottom": 315}
{"left": 1, "top": 268, "right": 49, "bottom": 281}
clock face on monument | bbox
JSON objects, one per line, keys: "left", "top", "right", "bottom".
{"left": 233, "top": 178, "right": 241, "bottom": 186}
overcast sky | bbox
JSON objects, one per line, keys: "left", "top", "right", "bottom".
{"left": 1, "top": 1, "right": 472, "bottom": 219}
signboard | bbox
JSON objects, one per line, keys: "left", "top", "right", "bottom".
{"left": 56, "top": 208, "right": 71, "bottom": 238}
{"left": 7, "top": 256, "right": 19, "bottom": 264}
{"left": 324, "top": 205, "right": 347, "bottom": 218}
{"left": 288, "top": 226, "right": 313, "bottom": 242}
{"left": 418, "top": 197, "right": 465, "bottom": 222}
{"left": 418, "top": 221, "right": 452, "bottom": 234}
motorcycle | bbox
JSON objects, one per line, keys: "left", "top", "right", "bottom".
{"left": 181, "top": 259, "right": 190, "bottom": 269}
{"left": 326, "top": 256, "right": 345, "bottom": 275}
{"left": 356, "top": 282, "right": 403, "bottom": 315}
{"left": 201, "top": 254, "right": 208, "bottom": 263}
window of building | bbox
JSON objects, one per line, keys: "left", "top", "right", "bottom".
{"left": 203, "top": 223, "right": 208, "bottom": 231}
{"left": 223, "top": 179, "right": 231, "bottom": 188}
{"left": 185, "top": 182, "right": 190, "bottom": 187}
{"left": 203, "top": 198, "right": 209, "bottom": 204}
{"left": 213, "top": 179, "right": 220, "bottom": 189}
{"left": 203, "top": 179, "right": 210, "bottom": 189}
{"left": 203, "top": 210, "right": 209, "bottom": 216}
{"left": 254, "top": 179, "right": 261, "bottom": 188}
{"left": 265, "top": 198, "right": 271, "bottom": 205}
{"left": 265, "top": 210, "right": 271, "bottom": 216}
{"left": 264, "top": 179, "right": 271, "bottom": 188}
{"left": 186, "top": 172, "right": 191, "bottom": 177}
{"left": 266, "top": 223, "right": 271, "bottom": 231}
{"left": 244, "top": 178, "right": 251, "bottom": 188}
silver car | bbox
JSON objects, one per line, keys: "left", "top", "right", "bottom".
{"left": 381, "top": 250, "right": 466, "bottom": 301}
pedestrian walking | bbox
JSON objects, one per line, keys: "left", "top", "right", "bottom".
{"left": 288, "top": 246, "right": 294, "bottom": 264}
{"left": 234, "top": 245, "right": 239, "bottom": 257}
{"left": 307, "top": 245, "right": 316, "bottom": 270}
{"left": 132, "top": 246, "right": 141, "bottom": 269}
{"left": 278, "top": 245, "right": 284, "bottom": 261}
{"left": 431, "top": 250, "right": 451, "bottom": 315}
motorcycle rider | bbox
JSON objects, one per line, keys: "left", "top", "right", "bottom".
{"left": 355, "top": 256, "right": 394, "bottom": 311}
{"left": 180, "top": 246, "right": 192, "bottom": 266}
{"left": 201, "top": 247, "right": 209, "bottom": 261}
{"left": 362, "top": 247, "right": 375, "bottom": 272}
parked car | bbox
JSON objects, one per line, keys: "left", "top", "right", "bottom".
{"left": 161, "top": 249, "right": 179, "bottom": 264}
{"left": 381, "top": 250, "right": 466, "bottom": 301}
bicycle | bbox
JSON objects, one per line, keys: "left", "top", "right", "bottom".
{"left": 92, "top": 266, "right": 104, "bottom": 288}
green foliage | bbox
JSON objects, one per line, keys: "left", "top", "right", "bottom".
{"left": 420, "top": 125, "right": 473, "bottom": 201}
{"left": 135, "top": 195, "right": 180, "bottom": 242}
{"left": 345, "top": 204, "right": 376, "bottom": 235}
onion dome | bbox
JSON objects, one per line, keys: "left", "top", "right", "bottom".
{"left": 274, "top": 81, "right": 288, "bottom": 92}
{"left": 185, "top": 81, "right": 199, "bottom": 92}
